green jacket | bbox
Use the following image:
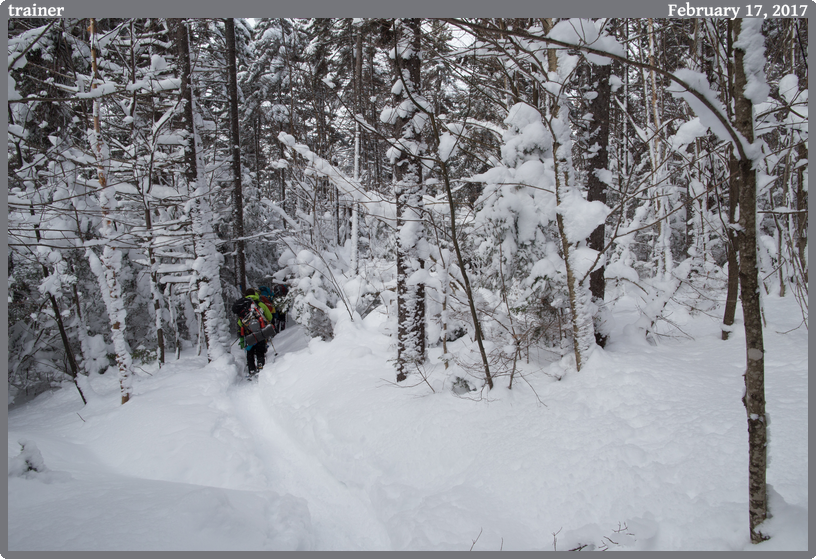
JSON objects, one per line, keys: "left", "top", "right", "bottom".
{"left": 238, "top": 294, "right": 274, "bottom": 333}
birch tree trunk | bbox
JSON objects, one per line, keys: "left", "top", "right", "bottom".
{"left": 647, "top": 19, "right": 672, "bottom": 282}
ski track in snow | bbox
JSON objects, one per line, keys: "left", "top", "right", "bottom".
{"left": 226, "top": 328, "right": 393, "bottom": 550}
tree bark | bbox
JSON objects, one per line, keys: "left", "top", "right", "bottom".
{"left": 174, "top": 18, "right": 210, "bottom": 354}
{"left": 87, "top": 17, "right": 132, "bottom": 405}
{"left": 733, "top": 18, "right": 768, "bottom": 544}
{"left": 350, "top": 22, "right": 363, "bottom": 275}
{"left": 721, "top": 21, "right": 740, "bottom": 341}
{"left": 545, "top": 18, "right": 596, "bottom": 373}
{"left": 584, "top": 56, "right": 612, "bottom": 347}
{"left": 225, "top": 18, "right": 247, "bottom": 291}
{"left": 144, "top": 206, "right": 165, "bottom": 366}
{"left": 722, "top": 153, "right": 741, "bottom": 340}
{"left": 174, "top": 18, "right": 229, "bottom": 362}
{"left": 391, "top": 18, "right": 427, "bottom": 382}
{"left": 795, "top": 143, "right": 807, "bottom": 285}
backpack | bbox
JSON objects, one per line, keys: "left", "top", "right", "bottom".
{"left": 231, "top": 297, "right": 275, "bottom": 346}
{"left": 259, "top": 285, "right": 274, "bottom": 299}
{"left": 257, "top": 286, "right": 275, "bottom": 311}
{"left": 259, "top": 295, "right": 274, "bottom": 311}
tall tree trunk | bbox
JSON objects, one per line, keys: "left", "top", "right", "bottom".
{"left": 175, "top": 18, "right": 209, "bottom": 354}
{"left": 795, "top": 143, "right": 807, "bottom": 285}
{"left": 175, "top": 18, "right": 228, "bottom": 362}
{"left": 722, "top": 153, "right": 741, "bottom": 340}
{"left": 87, "top": 18, "right": 132, "bottom": 405}
{"left": 391, "top": 18, "right": 427, "bottom": 382}
{"left": 584, "top": 53, "right": 612, "bottom": 347}
{"left": 225, "top": 18, "right": 246, "bottom": 291}
{"left": 733, "top": 18, "right": 768, "bottom": 544}
{"left": 367, "top": 42, "right": 382, "bottom": 189}
{"left": 166, "top": 284, "right": 182, "bottom": 360}
{"left": 127, "top": 21, "right": 166, "bottom": 368}
{"left": 350, "top": 22, "right": 364, "bottom": 275}
{"left": 545, "top": 18, "right": 596, "bottom": 373}
{"left": 144, "top": 205, "right": 165, "bottom": 366}
{"left": 254, "top": 112, "right": 261, "bottom": 197}
{"left": 721, "top": 21, "right": 740, "bottom": 341}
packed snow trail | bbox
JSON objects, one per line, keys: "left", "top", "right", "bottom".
{"left": 227, "top": 326, "right": 393, "bottom": 550}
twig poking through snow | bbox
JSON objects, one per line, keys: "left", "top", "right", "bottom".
{"left": 469, "top": 527, "right": 483, "bottom": 550}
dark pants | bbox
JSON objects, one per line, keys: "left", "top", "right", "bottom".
{"left": 246, "top": 341, "right": 267, "bottom": 374}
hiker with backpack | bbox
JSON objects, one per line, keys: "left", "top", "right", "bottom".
{"left": 259, "top": 284, "right": 287, "bottom": 332}
{"left": 233, "top": 288, "right": 276, "bottom": 378}
{"left": 263, "top": 283, "right": 289, "bottom": 332}
{"left": 257, "top": 286, "right": 276, "bottom": 316}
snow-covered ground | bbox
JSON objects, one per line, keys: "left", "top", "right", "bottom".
{"left": 7, "top": 292, "right": 808, "bottom": 551}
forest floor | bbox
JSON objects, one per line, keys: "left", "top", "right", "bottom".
{"left": 7, "top": 289, "right": 808, "bottom": 551}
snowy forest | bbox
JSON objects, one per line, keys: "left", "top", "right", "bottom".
{"left": 7, "top": 17, "right": 809, "bottom": 551}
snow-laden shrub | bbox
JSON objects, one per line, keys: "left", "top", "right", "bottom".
{"left": 276, "top": 245, "right": 342, "bottom": 341}
{"left": 8, "top": 439, "right": 48, "bottom": 478}
{"left": 465, "top": 103, "right": 571, "bottom": 361}
{"left": 275, "top": 236, "right": 388, "bottom": 342}
{"left": 8, "top": 439, "right": 71, "bottom": 483}
{"left": 290, "top": 248, "right": 337, "bottom": 341}
{"left": 8, "top": 248, "right": 91, "bottom": 404}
